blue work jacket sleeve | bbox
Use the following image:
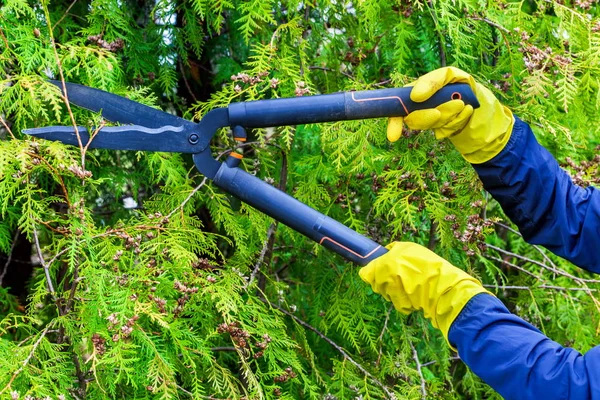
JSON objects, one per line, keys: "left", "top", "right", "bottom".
{"left": 472, "top": 117, "right": 600, "bottom": 273}
{"left": 448, "top": 293, "right": 600, "bottom": 400}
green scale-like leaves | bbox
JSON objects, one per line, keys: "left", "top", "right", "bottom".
{"left": 1, "top": 0, "right": 600, "bottom": 398}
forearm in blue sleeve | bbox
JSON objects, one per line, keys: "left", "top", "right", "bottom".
{"left": 448, "top": 293, "right": 600, "bottom": 400}
{"left": 473, "top": 117, "right": 600, "bottom": 273}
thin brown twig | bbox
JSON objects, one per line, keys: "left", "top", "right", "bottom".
{"left": 81, "top": 121, "right": 106, "bottom": 168}
{"left": 0, "top": 26, "right": 9, "bottom": 51}
{"left": 467, "top": 16, "right": 510, "bottom": 33}
{"left": 178, "top": 59, "right": 198, "bottom": 103}
{"left": 32, "top": 228, "right": 56, "bottom": 296}
{"left": 483, "top": 284, "right": 597, "bottom": 292}
{"left": 42, "top": 3, "right": 84, "bottom": 161}
{"left": 409, "top": 341, "right": 427, "bottom": 400}
{"left": 308, "top": 66, "right": 354, "bottom": 80}
{"left": 483, "top": 254, "right": 540, "bottom": 280}
{"left": 246, "top": 223, "right": 277, "bottom": 289}
{"left": 262, "top": 298, "right": 396, "bottom": 399}
{"left": 426, "top": 0, "right": 446, "bottom": 67}
{"left": 421, "top": 356, "right": 461, "bottom": 368}
{"left": 492, "top": 221, "right": 559, "bottom": 272}
{"left": 166, "top": 177, "right": 208, "bottom": 219}
{"left": 0, "top": 115, "right": 16, "bottom": 140}
{"left": 0, "top": 230, "right": 19, "bottom": 286}
{"left": 376, "top": 305, "right": 393, "bottom": 366}
{"left": 486, "top": 243, "right": 600, "bottom": 284}
{"left": 54, "top": 0, "right": 79, "bottom": 29}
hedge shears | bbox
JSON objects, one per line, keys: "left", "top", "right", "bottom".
{"left": 24, "top": 81, "right": 478, "bottom": 266}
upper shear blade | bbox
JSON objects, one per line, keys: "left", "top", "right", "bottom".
{"left": 50, "top": 80, "right": 198, "bottom": 131}
{"left": 23, "top": 125, "right": 197, "bottom": 153}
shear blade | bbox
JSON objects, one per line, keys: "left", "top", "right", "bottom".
{"left": 23, "top": 125, "right": 197, "bottom": 153}
{"left": 49, "top": 80, "right": 198, "bottom": 131}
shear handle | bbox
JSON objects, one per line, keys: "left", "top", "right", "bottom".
{"left": 228, "top": 83, "right": 478, "bottom": 128}
{"left": 211, "top": 163, "right": 387, "bottom": 265}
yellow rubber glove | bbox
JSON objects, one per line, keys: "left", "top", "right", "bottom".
{"left": 359, "top": 242, "right": 490, "bottom": 347}
{"left": 387, "top": 67, "right": 514, "bottom": 164}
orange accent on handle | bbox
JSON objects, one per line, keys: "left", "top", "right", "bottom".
{"left": 235, "top": 137, "right": 247, "bottom": 142}
{"left": 319, "top": 237, "right": 382, "bottom": 260}
{"left": 229, "top": 152, "right": 243, "bottom": 159}
{"left": 451, "top": 92, "right": 462, "bottom": 100}
{"left": 351, "top": 92, "right": 409, "bottom": 115}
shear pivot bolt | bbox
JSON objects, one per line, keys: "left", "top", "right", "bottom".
{"left": 189, "top": 134, "right": 199, "bottom": 144}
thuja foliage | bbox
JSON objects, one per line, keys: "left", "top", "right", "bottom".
{"left": 1, "top": 0, "right": 600, "bottom": 398}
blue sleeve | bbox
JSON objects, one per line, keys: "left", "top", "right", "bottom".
{"left": 448, "top": 293, "right": 600, "bottom": 400}
{"left": 473, "top": 117, "right": 600, "bottom": 273}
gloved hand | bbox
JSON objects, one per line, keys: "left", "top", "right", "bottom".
{"left": 387, "top": 67, "right": 514, "bottom": 164}
{"left": 359, "top": 242, "right": 490, "bottom": 346}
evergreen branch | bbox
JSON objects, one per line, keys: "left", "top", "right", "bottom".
{"left": 409, "top": 340, "right": 426, "bottom": 400}
{"left": 0, "top": 321, "right": 54, "bottom": 396}
{"left": 26, "top": 152, "right": 71, "bottom": 207}
{"left": 262, "top": 298, "right": 396, "bottom": 399}
{"left": 32, "top": 228, "right": 56, "bottom": 297}
{"left": 166, "top": 177, "right": 208, "bottom": 219}
{"left": 0, "top": 230, "right": 19, "bottom": 286}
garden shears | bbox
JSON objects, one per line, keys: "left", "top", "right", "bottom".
{"left": 24, "top": 81, "right": 479, "bottom": 266}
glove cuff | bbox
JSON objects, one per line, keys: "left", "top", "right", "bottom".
{"left": 434, "top": 278, "right": 490, "bottom": 350}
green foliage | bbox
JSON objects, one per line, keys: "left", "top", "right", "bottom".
{"left": 1, "top": 0, "right": 599, "bottom": 398}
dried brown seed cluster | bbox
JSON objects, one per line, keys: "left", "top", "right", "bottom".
{"left": 92, "top": 333, "right": 106, "bottom": 355}
{"left": 148, "top": 211, "right": 169, "bottom": 226}
{"left": 87, "top": 34, "right": 125, "bottom": 52}
{"left": 445, "top": 208, "right": 493, "bottom": 256}
{"left": 295, "top": 81, "right": 310, "bottom": 96}
{"left": 231, "top": 71, "right": 268, "bottom": 84}
{"left": 193, "top": 258, "right": 217, "bottom": 270}
{"left": 274, "top": 367, "right": 297, "bottom": 383}
{"left": 513, "top": 28, "right": 572, "bottom": 73}
{"left": 575, "top": 0, "right": 598, "bottom": 10}
{"left": 68, "top": 164, "right": 92, "bottom": 179}
{"left": 253, "top": 334, "right": 272, "bottom": 359}
{"left": 107, "top": 314, "right": 139, "bottom": 342}
{"left": 148, "top": 294, "right": 167, "bottom": 313}
{"left": 217, "top": 321, "right": 251, "bottom": 348}
{"left": 562, "top": 152, "right": 600, "bottom": 187}
{"left": 173, "top": 281, "right": 199, "bottom": 316}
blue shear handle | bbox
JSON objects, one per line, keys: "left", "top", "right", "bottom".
{"left": 212, "top": 163, "right": 388, "bottom": 266}
{"left": 228, "top": 83, "right": 478, "bottom": 128}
